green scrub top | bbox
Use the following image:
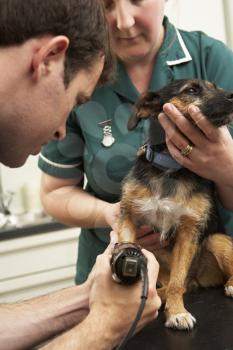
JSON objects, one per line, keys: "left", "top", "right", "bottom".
{"left": 39, "top": 17, "right": 233, "bottom": 284}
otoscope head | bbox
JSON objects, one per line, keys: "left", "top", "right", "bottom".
{"left": 110, "top": 242, "right": 147, "bottom": 285}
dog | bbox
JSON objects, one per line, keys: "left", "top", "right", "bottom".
{"left": 117, "top": 79, "right": 233, "bottom": 330}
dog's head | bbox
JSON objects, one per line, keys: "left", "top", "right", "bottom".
{"left": 128, "top": 79, "right": 233, "bottom": 131}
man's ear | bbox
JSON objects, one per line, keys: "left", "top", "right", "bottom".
{"left": 128, "top": 92, "right": 162, "bottom": 131}
{"left": 31, "top": 36, "right": 69, "bottom": 81}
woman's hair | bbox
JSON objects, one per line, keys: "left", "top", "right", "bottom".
{"left": 0, "top": 0, "right": 114, "bottom": 86}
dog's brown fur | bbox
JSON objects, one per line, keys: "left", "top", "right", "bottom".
{"left": 118, "top": 79, "right": 233, "bottom": 330}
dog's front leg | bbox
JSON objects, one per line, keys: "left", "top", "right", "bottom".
{"left": 117, "top": 213, "right": 137, "bottom": 243}
{"left": 165, "top": 217, "right": 199, "bottom": 330}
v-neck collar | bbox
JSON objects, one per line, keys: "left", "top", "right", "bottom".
{"left": 110, "top": 16, "right": 192, "bottom": 103}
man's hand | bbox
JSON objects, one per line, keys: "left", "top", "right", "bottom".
{"left": 87, "top": 232, "right": 161, "bottom": 347}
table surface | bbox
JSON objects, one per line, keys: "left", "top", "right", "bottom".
{"left": 124, "top": 287, "right": 233, "bottom": 350}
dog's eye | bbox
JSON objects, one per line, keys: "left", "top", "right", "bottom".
{"left": 186, "top": 87, "right": 198, "bottom": 94}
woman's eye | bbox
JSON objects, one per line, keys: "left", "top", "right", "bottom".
{"left": 104, "top": 0, "right": 143, "bottom": 11}
{"left": 104, "top": 0, "right": 114, "bottom": 11}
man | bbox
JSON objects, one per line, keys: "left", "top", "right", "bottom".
{"left": 0, "top": 1, "right": 161, "bottom": 349}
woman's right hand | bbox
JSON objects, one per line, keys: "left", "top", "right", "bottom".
{"left": 136, "top": 226, "right": 169, "bottom": 251}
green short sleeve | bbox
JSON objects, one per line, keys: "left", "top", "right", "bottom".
{"left": 38, "top": 110, "right": 85, "bottom": 179}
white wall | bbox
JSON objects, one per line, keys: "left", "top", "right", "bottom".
{"left": 165, "top": 0, "right": 227, "bottom": 43}
{"left": 223, "top": 0, "right": 233, "bottom": 49}
{"left": 1, "top": 156, "right": 42, "bottom": 214}
{"left": 1, "top": 0, "right": 232, "bottom": 215}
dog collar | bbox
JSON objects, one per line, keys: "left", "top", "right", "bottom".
{"left": 145, "top": 144, "right": 183, "bottom": 171}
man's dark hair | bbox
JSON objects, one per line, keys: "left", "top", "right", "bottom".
{"left": 0, "top": 0, "right": 114, "bottom": 86}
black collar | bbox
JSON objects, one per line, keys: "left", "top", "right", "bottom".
{"left": 145, "top": 144, "right": 183, "bottom": 171}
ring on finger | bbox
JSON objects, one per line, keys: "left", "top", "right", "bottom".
{"left": 180, "top": 144, "right": 193, "bottom": 157}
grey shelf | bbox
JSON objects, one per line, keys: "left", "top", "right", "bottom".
{"left": 0, "top": 218, "right": 67, "bottom": 241}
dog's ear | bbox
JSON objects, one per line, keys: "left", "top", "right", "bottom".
{"left": 128, "top": 92, "right": 162, "bottom": 130}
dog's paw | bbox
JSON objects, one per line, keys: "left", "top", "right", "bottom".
{"left": 225, "top": 285, "right": 233, "bottom": 298}
{"left": 165, "top": 312, "right": 196, "bottom": 330}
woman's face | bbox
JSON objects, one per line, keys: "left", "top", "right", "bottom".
{"left": 104, "top": 0, "right": 166, "bottom": 64}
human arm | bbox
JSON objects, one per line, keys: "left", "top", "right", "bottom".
{"left": 41, "top": 173, "right": 169, "bottom": 250}
{"left": 158, "top": 103, "right": 233, "bottom": 211}
{"left": 40, "top": 173, "right": 120, "bottom": 229}
{"left": 40, "top": 233, "right": 161, "bottom": 350}
{"left": 0, "top": 234, "right": 160, "bottom": 350}
{"left": 39, "top": 106, "right": 121, "bottom": 229}
{"left": 0, "top": 283, "right": 90, "bottom": 350}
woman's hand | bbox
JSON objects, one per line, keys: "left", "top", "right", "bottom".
{"left": 158, "top": 103, "right": 233, "bottom": 187}
{"left": 103, "top": 203, "right": 169, "bottom": 249}
{"left": 136, "top": 226, "right": 168, "bottom": 251}
{"left": 158, "top": 103, "right": 233, "bottom": 211}
{"left": 103, "top": 202, "right": 121, "bottom": 231}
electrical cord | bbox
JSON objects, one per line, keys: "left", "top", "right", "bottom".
{"left": 114, "top": 264, "right": 149, "bottom": 350}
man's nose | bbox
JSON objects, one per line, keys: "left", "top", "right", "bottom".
{"left": 52, "top": 125, "right": 66, "bottom": 141}
{"left": 116, "top": 3, "right": 135, "bottom": 31}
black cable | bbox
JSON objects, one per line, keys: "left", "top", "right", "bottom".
{"left": 114, "top": 264, "right": 149, "bottom": 350}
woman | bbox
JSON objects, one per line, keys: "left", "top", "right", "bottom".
{"left": 39, "top": 0, "right": 233, "bottom": 284}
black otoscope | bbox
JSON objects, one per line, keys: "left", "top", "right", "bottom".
{"left": 110, "top": 242, "right": 149, "bottom": 350}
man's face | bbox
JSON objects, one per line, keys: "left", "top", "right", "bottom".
{"left": 0, "top": 50, "right": 104, "bottom": 168}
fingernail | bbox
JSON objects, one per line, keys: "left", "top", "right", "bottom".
{"left": 158, "top": 112, "right": 164, "bottom": 120}
{"left": 189, "top": 105, "right": 199, "bottom": 114}
{"left": 158, "top": 113, "right": 166, "bottom": 127}
{"left": 163, "top": 103, "right": 175, "bottom": 112}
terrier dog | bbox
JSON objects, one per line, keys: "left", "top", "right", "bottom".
{"left": 118, "top": 79, "right": 233, "bottom": 330}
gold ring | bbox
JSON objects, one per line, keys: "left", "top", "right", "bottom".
{"left": 180, "top": 144, "right": 193, "bottom": 157}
